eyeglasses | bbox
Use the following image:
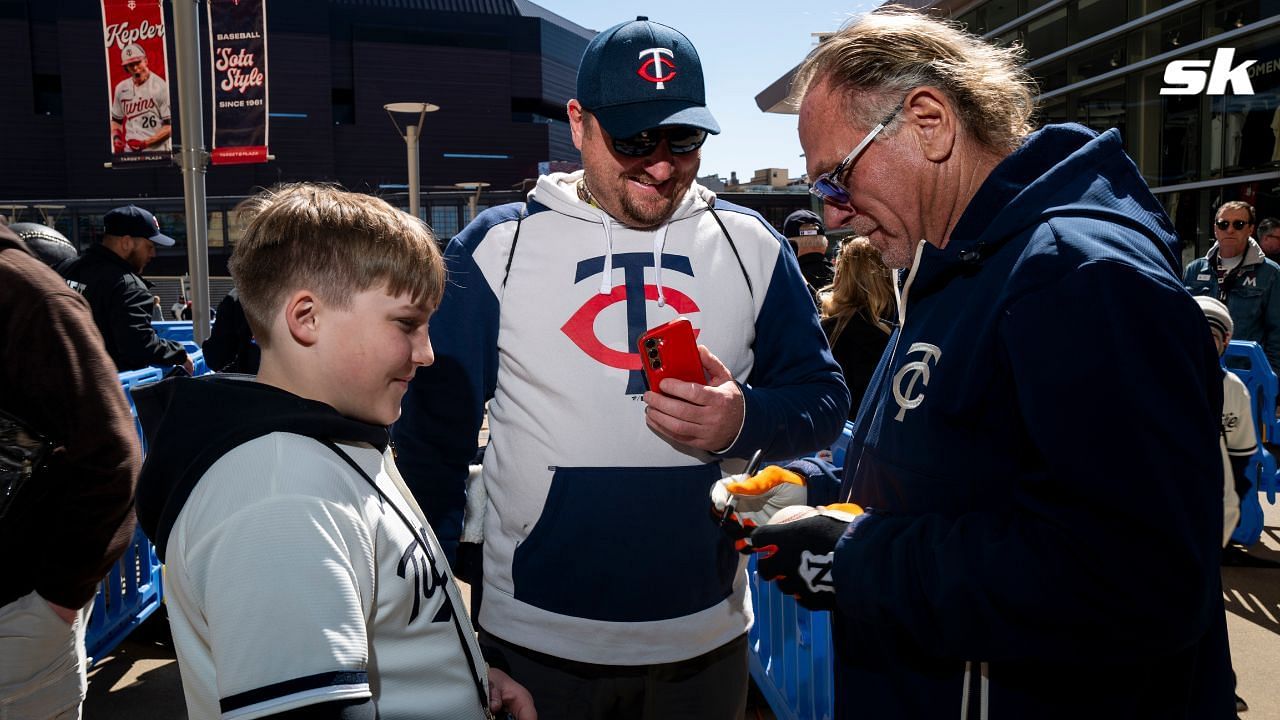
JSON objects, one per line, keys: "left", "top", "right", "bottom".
{"left": 611, "top": 126, "right": 709, "bottom": 158}
{"left": 809, "top": 101, "right": 904, "bottom": 206}
{"left": 1216, "top": 219, "right": 1251, "bottom": 231}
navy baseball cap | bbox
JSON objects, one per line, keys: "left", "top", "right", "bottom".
{"left": 783, "top": 210, "right": 824, "bottom": 239}
{"left": 576, "top": 17, "right": 720, "bottom": 139}
{"left": 103, "top": 205, "right": 175, "bottom": 247}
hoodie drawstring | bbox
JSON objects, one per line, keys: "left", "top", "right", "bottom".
{"left": 652, "top": 224, "right": 669, "bottom": 307}
{"left": 598, "top": 210, "right": 615, "bottom": 295}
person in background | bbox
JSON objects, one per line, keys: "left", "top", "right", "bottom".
{"left": 819, "top": 237, "right": 893, "bottom": 416}
{"left": 1256, "top": 216, "right": 1280, "bottom": 265}
{"left": 59, "top": 206, "right": 192, "bottom": 374}
{"left": 394, "top": 16, "right": 848, "bottom": 720}
{"left": 201, "top": 288, "right": 260, "bottom": 374}
{"left": 748, "top": 7, "right": 1232, "bottom": 717}
{"left": 1185, "top": 201, "right": 1280, "bottom": 378}
{"left": 783, "top": 209, "right": 833, "bottom": 305}
{"left": 0, "top": 223, "right": 140, "bottom": 719}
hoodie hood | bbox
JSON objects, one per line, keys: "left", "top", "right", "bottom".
{"left": 527, "top": 170, "right": 718, "bottom": 307}
{"left": 134, "top": 374, "right": 387, "bottom": 561}
{"left": 908, "top": 124, "right": 1179, "bottom": 297}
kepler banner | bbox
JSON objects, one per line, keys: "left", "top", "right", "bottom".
{"left": 208, "top": 0, "right": 269, "bottom": 165}
{"left": 101, "top": 0, "right": 173, "bottom": 165}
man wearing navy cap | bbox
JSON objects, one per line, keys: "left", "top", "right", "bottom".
{"left": 59, "top": 206, "right": 192, "bottom": 373}
{"left": 396, "top": 16, "right": 848, "bottom": 719}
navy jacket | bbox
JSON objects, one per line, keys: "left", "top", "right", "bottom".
{"left": 832, "top": 125, "right": 1233, "bottom": 718}
{"left": 58, "top": 244, "right": 186, "bottom": 371}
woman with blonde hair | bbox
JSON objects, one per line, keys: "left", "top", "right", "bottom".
{"left": 820, "top": 237, "right": 894, "bottom": 417}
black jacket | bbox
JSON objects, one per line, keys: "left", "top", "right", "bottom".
{"left": 58, "top": 244, "right": 186, "bottom": 371}
{"left": 201, "top": 288, "right": 260, "bottom": 374}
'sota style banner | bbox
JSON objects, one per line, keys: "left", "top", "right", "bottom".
{"left": 101, "top": 0, "right": 173, "bottom": 165}
{"left": 207, "top": 0, "right": 269, "bottom": 165}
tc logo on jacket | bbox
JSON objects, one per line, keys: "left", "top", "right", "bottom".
{"left": 892, "top": 342, "right": 942, "bottom": 421}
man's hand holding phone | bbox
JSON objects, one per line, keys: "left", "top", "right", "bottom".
{"left": 642, "top": 344, "right": 745, "bottom": 452}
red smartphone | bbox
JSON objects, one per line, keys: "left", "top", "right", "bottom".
{"left": 638, "top": 318, "right": 704, "bottom": 392}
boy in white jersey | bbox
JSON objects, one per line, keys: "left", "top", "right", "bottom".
{"left": 110, "top": 43, "right": 172, "bottom": 153}
{"left": 133, "top": 184, "right": 534, "bottom": 720}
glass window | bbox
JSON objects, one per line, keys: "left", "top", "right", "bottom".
{"left": 1071, "top": 0, "right": 1118, "bottom": 44}
{"left": 1077, "top": 80, "right": 1126, "bottom": 138}
{"left": 1208, "top": 0, "right": 1263, "bottom": 39}
{"left": 1024, "top": 8, "right": 1069, "bottom": 58}
{"left": 226, "top": 205, "right": 252, "bottom": 248}
{"left": 1033, "top": 58, "right": 1069, "bottom": 94}
{"left": 1067, "top": 40, "right": 1125, "bottom": 86}
{"left": 1139, "top": 6, "right": 1201, "bottom": 55}
{"left": 1137, "top": 63, "right": 1201, "bottom": 187}
{"left": 430, "top": 205, "right": 460, "bottom": 240}
{"left": 208, "top": 211, "right": 225, "bottom": 248}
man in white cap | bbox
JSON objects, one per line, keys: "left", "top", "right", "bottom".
{"left": 110, "top": 43, "right": 172, "bottom": 154}
{"left": 395, "top": 15, "right": 848, "bottom": 719}
{"left": 59, "top": 206, "right": 191, "bottom": 373}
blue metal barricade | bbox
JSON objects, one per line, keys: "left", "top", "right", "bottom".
{"left": 85, "top": 348, "right": 210, "bottom": 664}
{"left": 1223, "top": 340, "right": 1280, "bottom": 546}
{"left": 747, "top": 421, "right": 852, "bottom": 720}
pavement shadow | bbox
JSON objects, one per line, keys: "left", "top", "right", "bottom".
{"left": 1221, "top": 526, "right": 1280, "bottom": 636}
{"left": 84, "top": 612, "right": 188, "bottom": 719}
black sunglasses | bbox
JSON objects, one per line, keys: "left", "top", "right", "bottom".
{"left": 611, "top": 126, "right": 708, "bottom": 158}
{"left": 1216, "top": 219, "right": 1251, "bottom": 230}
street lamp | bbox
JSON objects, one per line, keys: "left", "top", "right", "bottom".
{"left": 454, "top": 181, "right": 491, "bottom": 223}
{"left": 384, "top": 102, "right": 439, "bottom": 219}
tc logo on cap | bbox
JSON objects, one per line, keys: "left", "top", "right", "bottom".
{"left": 637, "top": 47, "right": 676, "bottom": 89}
{"left": 121, "top": 44, "right": 146, "bottom": 65}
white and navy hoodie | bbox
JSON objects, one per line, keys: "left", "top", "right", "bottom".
{"left": 394, "top": 172, "right": 849, "bottom": 665}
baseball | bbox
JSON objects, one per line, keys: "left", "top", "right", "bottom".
{"left": 767, "top": 504, "right": 817, "bottom": 525}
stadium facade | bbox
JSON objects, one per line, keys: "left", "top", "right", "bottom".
{"left": 757, "top": 0, "right": 1280, "bottom": 264}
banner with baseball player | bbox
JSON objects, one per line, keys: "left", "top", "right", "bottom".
{"left": 207, "top": 0, "right": 269, "bottom": 165}
{"left": 101, "top": 0, "right": 173, "bottom": 165}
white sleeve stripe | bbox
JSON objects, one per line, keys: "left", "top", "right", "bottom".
{"left": 222, "top": 686, "right": 370, "bottom": 720}
{"left": 220, "top": 671, "right": 370, "bottom": 718}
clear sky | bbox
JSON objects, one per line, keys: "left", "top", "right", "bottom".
{"left": 531, "top": 0, "right": 877, "bottom": 182}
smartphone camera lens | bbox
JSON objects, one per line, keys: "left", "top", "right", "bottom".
{"left": 652, "top": 359, "right": 663, "bottom": 369}
{"left": 644, "top": 338, "right": 657, "bottom": 349}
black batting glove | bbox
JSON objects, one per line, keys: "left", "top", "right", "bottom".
{"left": 750, "top": 503, "right": 862, "bottom": 611}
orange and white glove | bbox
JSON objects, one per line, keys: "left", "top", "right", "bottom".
{"left": 711, "top": 465, "right": 809, "bottom": 552}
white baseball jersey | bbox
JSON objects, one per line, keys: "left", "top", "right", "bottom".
{"left": 111, "top": 73, "right": 171, "bottom": 150}
{"left": 1220, "top": 372, "right": 1256, "bottom": 546}
{"left": 162, "top": 433, "right": 487, "bottom": 720}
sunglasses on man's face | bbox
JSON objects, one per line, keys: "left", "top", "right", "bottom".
{"left": 1216, "top": 219, "right": 1251, "bottom": 231}
{"left": 809, "top": 101, "right": 905, "bottom": 206}
{"left": 611, "top": 126, "right": 708, "bottom": 158}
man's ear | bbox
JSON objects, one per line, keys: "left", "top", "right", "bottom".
{"left": 282, "top": 290, "right": 320, "bottom": 347}
{"left": 902, "top": 86, "right": 956, "bottom": 163}
{"left": 567, "top": 99, "right": 586, "bottom": 150}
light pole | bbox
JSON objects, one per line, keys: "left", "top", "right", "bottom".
{"left": 454, "top": 181, "right": 491, "bottom": 223}
{"left": 383, "top": 102, "right": 439, "bottom": 219}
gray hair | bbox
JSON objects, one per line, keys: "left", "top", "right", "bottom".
{"left": 794, "top": 6, "right": 1037, "bottom": 154}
